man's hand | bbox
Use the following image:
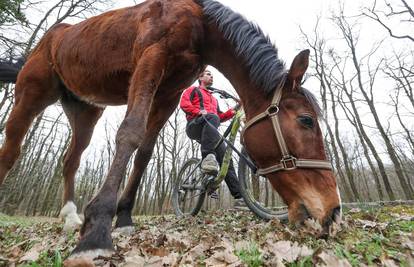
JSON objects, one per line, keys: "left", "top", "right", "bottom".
{"left": 233, "top": 103, "right": 241, "bottom": 111}
{"left": 199, "top": 110, "right": 208, "bottom": 115}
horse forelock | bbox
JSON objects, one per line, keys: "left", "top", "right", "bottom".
{"left": 198, "top": 0, "right": 286, "bottom": 95}
{"left": 300, "top": 87, "right": 323, "bottom": 119}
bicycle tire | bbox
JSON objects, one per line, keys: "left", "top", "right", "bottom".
{"left": 238, "top": 149, "right": 289, "bottom": 222}
{"left": 172, "top": 158, "right": 207, "bottom": 217}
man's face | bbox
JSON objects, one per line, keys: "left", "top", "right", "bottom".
{"left": 199, "top": 70, "right": 213, "bottom": 87}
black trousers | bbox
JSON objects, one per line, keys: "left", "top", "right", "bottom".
{"left": 186, "top": 114, "right": 242, "bottom": 199}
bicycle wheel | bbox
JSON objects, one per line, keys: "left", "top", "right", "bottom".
{"left": 172, "top": 158, "right": 207, "bottom": 217}
{"left": 238, "top": 149, "right": 289, "bottom": 222}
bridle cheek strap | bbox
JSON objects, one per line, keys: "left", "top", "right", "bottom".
{"left": 242, "top": 75, "right": 332, "bottom": 175}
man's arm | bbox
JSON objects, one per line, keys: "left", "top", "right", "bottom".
{"left": 180, "top": 87, "right": 201, "bottom": 116}
{"left": 216, "top": 99, "right": 235, "bottom": 122}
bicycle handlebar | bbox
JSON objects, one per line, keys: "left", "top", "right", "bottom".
{"left": 208, "top": 87, "right": 240, "bottom": 102}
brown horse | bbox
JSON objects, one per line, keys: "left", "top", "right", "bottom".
{"left": 0, "top": 0, "right": 341, "bottom": 256}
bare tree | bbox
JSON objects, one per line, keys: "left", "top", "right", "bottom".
{"left": 333, "top": 11, "right": 413, "bottom": 199}
{"left": 300, "top": 21, "right": 357, "bottom": 201}
{"left": 363, "top": 0, "right": 414, "bottom": 42}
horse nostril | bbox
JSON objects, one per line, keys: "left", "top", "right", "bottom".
{"left": 331, "top": 206, "right": 341, "bottom": 223}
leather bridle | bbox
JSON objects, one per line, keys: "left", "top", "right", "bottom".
{"left": 242, "top": 75, "right": 332, "bottom": 176}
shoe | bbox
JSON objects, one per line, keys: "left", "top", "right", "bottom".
{"left": 233, "top": 198, "right": 248, "bottom": 210}
{"left": 201, "top": 153, "right": 219, "bottom": 173}
{"left": 209, "top": 191, "right": 219, "bottom": 199}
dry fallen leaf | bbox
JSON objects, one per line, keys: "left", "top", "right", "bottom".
{"left": 122, "top": 249, "right": 145, "bottom": 267}
{"left": 400, "top": 236, "right": 414, "bottom": 250}
{"left": 145, "top": 253, "right": 179, "bottom": 267}
{"left": 390, "top": 213, "right": 414, "bottom": 221}
{"left": 318, "top": 251, "right": 351, "bottom": 267}
{"left": 303, "top": 219, "right": 323, "bottom": 234}
{"left": 180, "top": 242, "right": 209, "bottom": 265}
{"left": 265, "top": 240, "right": 312, "bottom": 263}
{"left": 166, "top": 232, "right": 191, "bottom": 251}
{"left": 205, "top": 238, "right": 240, "bottom": 266}
{"left": 19, "top": 243, "right": 43, "bottom": 263}
{"left": 267, "top": 240, "right": 290, "bottom": 261}
{"left": 329, "top": 222, "right": 342, "bottom": 237}
{"left": 2, "top": 207, "right": 413, "bottom": 267}
{"left": 348, "top": 208, "right": 361, "bottom": 213}
{"left": 382, "top": 259, "right": 399, "bottom": 267}
{"left": 356, "top": 219, "right": 388, "bottom": 230}
{"left": 8, "top": 245, "right": 22, "bottom": 259}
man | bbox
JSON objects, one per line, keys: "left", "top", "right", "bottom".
{"left": 180, "top": 69, "right": 245, "bottom": 207}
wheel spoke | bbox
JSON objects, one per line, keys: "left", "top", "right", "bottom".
{"left": 238, "top": 152, "right": 288, "bottom": 221}
{"left": 172, "top": 158, "right": 207, "bottom": 216}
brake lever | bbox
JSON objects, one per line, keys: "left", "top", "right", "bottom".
{"left": 210, "top": 87, "right": 240, "bottom": 102}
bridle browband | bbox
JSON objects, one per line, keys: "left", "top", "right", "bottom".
{"left": 242, "top": 74, "right": 332, "bottom": 176}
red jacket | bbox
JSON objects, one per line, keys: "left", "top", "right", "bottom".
{"left": 180, "top": 86, "right": 235, "bottom": 122}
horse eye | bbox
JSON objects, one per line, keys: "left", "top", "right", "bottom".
{"left": 297, "top": 115, "right": 314, "bottom": 128}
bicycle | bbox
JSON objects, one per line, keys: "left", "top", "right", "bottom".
{"left": 172, "top": 89, "right": 289, "bottom": 222}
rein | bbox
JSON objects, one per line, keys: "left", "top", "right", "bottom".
{"left": 242, "top": 75, "right": 332, "bottom": 176}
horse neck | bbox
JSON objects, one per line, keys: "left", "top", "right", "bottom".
{"left": 202, "top": 25, "right": 270, "bottom": 119}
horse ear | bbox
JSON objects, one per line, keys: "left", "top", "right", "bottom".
{"left": 287, "top": 49, "right": 310, "bottom": 88}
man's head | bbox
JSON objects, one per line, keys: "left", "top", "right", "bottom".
{"left": 198, "top": 69, "right": 213, "bottom": 87}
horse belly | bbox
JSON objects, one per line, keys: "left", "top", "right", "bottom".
{"left": 57, "top": 63, "right": 131, "bottom": 106}
{"left": 70, "top": 71, "right": 131, "bottom": 106}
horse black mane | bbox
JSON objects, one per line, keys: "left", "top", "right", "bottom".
{"left": 197, "top": 0, "right": 323, "bottom": 117}
{"left": 197, "top": 0, "right": 286, "bottom": 95}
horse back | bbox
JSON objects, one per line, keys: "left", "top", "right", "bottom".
{"left": 38, "top": 0, "right": 205, "bottom": 105}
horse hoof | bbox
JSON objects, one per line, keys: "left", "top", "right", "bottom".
{"left": 68, "top": 249, "right": 114, "bottom": 260}
{"left": 115, "top": 212, "right": 133, "bottom": 229}
{"left": 113, "top": 226, "right": 135, "bottom": 236}
{"left": 63, "top": 257, "right": 95, "bottom": 267}
{"left": 72, "top": 210, "right": 114, "bottom": 256}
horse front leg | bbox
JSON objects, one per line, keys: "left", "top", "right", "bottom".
{"left": 115, "top": 94, "right": 181, "bottom": 229}
{"left": 71, "top": 44, "right": 167, "bottom": 256}
{"left": 114, "top": 136, "right": 157, "bottom": 229}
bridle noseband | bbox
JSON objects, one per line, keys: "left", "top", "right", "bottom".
{"left": 242, "top": 75, "right": 332, "bottom": 176}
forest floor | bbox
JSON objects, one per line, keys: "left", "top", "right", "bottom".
{"left": 0, "top": 205, "right": 413, "bottom": 267}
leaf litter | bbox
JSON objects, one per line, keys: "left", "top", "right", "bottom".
{"left": 0, "top": 205, "right": 413, "bottom": 266}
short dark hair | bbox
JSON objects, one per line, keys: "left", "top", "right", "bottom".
{"left": 198, "top": 69, "right": 211, "bottom": 85}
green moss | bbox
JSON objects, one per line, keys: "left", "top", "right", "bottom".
{"left": 0, "top": 213, "right": 39, "bottom": 227}
{"left": 287, "top": 256, "right": 313, "bottom": 267}
{"left": 20, "top": 250, "right": 63, "bottom": 267}
{"left": 334, "top": 244, "right": 361, "bottom": 266}
{"left": 236, "top": 242, "right": 263, "bottom": 267}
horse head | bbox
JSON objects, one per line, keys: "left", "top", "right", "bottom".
{"left": 242, "top": 50, "right": 341, "bottom": 230}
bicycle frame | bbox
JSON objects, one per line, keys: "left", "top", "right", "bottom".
{"left": 208, "top": 109, "right": 256, "bottom": 189}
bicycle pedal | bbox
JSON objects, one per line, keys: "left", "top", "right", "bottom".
{"left": 202, "top": 175, "right": 216, "bottom": 185}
